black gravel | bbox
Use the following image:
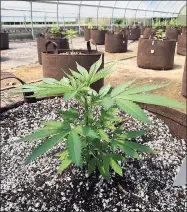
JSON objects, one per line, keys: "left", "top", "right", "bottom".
{"left": 0, "top": 97, "right": 186, "bottom": 212}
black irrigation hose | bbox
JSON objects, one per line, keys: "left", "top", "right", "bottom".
{"left": 105, "top": 55, "right": 137, "bottom": 64}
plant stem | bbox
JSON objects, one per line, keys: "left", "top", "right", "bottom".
{"left": 84, "top": 97, "right": 89, "bottom": 126}
{"left": 71, "top": 38, "right": 73, "bottom": 53}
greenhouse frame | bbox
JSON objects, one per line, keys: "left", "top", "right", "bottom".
{"left": 1, "top": 1, "right": 187, "bottom": 36}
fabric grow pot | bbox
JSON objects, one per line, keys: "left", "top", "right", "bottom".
{"left": 41, "top": 41, "right": 104, "bottom": 92}
{"left": 36, "top": 35, "right": 69, "bottom": 65}
{"left": 127, "top": 28, "right": 140, "bottom": 40}
{"left": 84, "top": 28, "right": 91, "bottom": 41}
{"left": 177, "top": 34, "right": 186, "bottom": 56}
{"left": 143, "top": 28, "right": 156, "bottom": 39}
{"left": 137, "top": 38, "right": 176, "bottom": 70}
{"left": 165, "top": 28, "right": 178, "bottom": 41}
{"left": 140, "top": 26, "right": 146, "bottom": 35}
{"left": 105, "top": 33, "right": 128, "bottom": 53}
{"left": 182, "top": 58, "right": 186, "bottom": 98}
{"left": 0, "top": 32, "right": 9, "bottom": 50}
{"left": 91, "top": 29, "right": 108, "bottom": 45}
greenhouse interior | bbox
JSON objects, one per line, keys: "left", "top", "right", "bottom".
{"left": 1, "top": 1, "right": 187, "bottom": 211}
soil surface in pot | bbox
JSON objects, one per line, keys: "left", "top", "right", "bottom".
{"left": 1, "top": 98, "right": 186, "bottom": 212}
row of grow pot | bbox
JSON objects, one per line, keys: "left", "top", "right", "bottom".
{"left": 36, "top": 24, "right": 186, "bottom": 96}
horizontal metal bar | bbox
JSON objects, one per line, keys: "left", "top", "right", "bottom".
{"left": 1, "top": 6, "right": 179, "bottom": 15}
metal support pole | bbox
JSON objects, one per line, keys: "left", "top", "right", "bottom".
{"left": 30, "top": 0, "right": 34, "bottom": 39}
{"left": 78, "top": 1, "right": 82, "bottom": 35}
{"left": 124, "top": 1, "right": 130, "bottom": 26}
{"left": 57, "top": 0, "right": 59, "bottom": 27}
{"left": 135, "top": 1, "right": 143, "bottom": 24}
{"left": 144, "top": 1, "right": 153, "bottom": 26}
{"left": 111, "top": 1, "right": 117, "bottom": 27}
{"left": 97, "top": 1, "right": 101, "bottom": 27}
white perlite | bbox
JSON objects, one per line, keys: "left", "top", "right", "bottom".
{"left": 0, "top": 97, "right": 186, "bottom": 212}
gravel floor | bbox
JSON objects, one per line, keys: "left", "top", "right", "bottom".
{"left": 1, "top": 97, "right": 186, "bottom": 212}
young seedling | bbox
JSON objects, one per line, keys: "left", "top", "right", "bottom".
{"left": 113, "top": 18, "right": 123, "bottom": 27}
{"left": 88, "top": 22, "right": 93, "bottom": 29}
{"left": 48, "top": 23, "right": 64, "bottom": 37}
{"left": 16, "top": 57, "right": 186, "bottom": 180}
{"left": 64, "top": 29, "right": 78, "bottom": 53}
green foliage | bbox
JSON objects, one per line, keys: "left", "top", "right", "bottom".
{"left": 49, "top": 23, "right": 64, "bottom": 37}
{"left": 88, "top": 22, "right": 93, "bottom": 29}
{"left": 155, "top": 29, "right": 164, "bottom": 40}
{"left": 64, "top": 29, "right": 78, "bottom": 52}
{"left": 153, "top": 18, "right": 160, "bottom": 29}
{"left": 16, "top": 56, "right": 186, "bottom": 180}
{"left": 113, "top": 18, "right": 123, "bottom": 26}
{"left": 168, "top": 18, "right": 177, "bottom": 28}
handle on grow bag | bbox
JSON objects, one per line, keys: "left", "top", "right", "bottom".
{"left": 45, "top": 40, "right": 58, "bottom": 54}
{"left": 87, "top": 39, "right": 97, "bottom": 54}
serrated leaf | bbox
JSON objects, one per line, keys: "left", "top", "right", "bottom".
{"left": 97, "top": 161, "right": 110, "bottom": 180}
{"left": 56, "top": 149, "right": 68, "bottom": 160}
{"left": 125, "top": 141, "right": 153, "bottom": 153}
{"left": 67, "top": 131, "right": 82, "bottom": 167}
{"left": 76, "top": 62, "right": 89, "bottom": 80}
{"left": 25, "top": 133, "right": 68, "bottom": 163}
{"left": 98, "top": 129, "right": 109, "bottom": 142}
{"left": 118, "top": 142, "right": 141, "bottom": 159}
{"left": 99, "top": 84, "right": 111, "bottom": 97}
{"left": 42, "top": 78, "right": 59, "bottom": 84}
{"left": 16, "top": 128, "right": 60, "bottom": 142}
{"left": 109, "top": 158, "right": 123, "bottom": 176}
{"left": 102, "top": 97, "right": 114, "bottom": 110}
{"left": 75, "top": 126, "right": 100, "bottom": 139}
{"left": 88, "top": 158, "right": 97, "bottom": 174}
{"left": 64, "top": 91, "right": 77, "bottom": 101}
{"left": 88, "top": 55, "right": 103, "bottom": 83}
{"left": 41, "top": 121, "right": 63, "bottom": 129}
{"left": 91, "top": 62, "right": 116, "bottom": 84}
{"left": 111, "top": 79, "right": 136, "bottom": 97}
{"left": 57, "top": 158, "right": 72, "bottom": 174}
{"left": 124, "top": 130, "right": 146, "bottom": 139}
{"left": 119, "top": 94, "right": 186, "bottom": 109}
{"left": 59, "top": 108, "right": 78, "bottom": 120}
{"left": 111, "top": 139, "right": 118, "bottom": 151}
{"left": 122, "top": 83, "right": 169, "bottom": 95}
{"left": 115, "top": 99, "right": 151, "bottom": 124}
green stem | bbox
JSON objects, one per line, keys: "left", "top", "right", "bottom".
{"left": 84, "top": 97, "right": 89, "bottom": 126}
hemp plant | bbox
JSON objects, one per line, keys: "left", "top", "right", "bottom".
{"left": 154, "top": 29, "right": 164, "bottom": 40}
{"left": 64, "top": 29, "right": 78, "bottom": 53}
{"left": 16, "top": 57, "right": 185, "bottom": 180}
{"left": 113, "top": 18, "right": 123, "bottom": 27}
{"left": 49, "top": 23, "right": 64, "bottom": 37}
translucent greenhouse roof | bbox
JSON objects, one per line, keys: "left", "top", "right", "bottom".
{"left": 1, "top": 1, "right": 186, "bottom": 23}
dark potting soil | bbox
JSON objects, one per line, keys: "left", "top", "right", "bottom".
{"left": 0, "top": 97, "right": 186, "bottom": 212}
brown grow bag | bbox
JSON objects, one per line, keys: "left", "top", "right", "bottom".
{"left": 182, "top": 27, "right": 187, "bottom": 35}
{"left": 143, "top": 28, "right": 155, "bottom": 39}
{"left": 84, "top": 28, "right": 91, "bottom": 41}
{"left": 182, "top": 58, "right": 186, "bottom": 98}
{"left": 36, "top": 35, "right": 69, "bottom": 65}
{"left": 41, "top": 41, "right": 104, "bottom": 92}
{"left": 140, "top": 26, "right": 146, "bottom": 35}
{"left": 137, "top": 38, "right": 176, "bottom": 70}
{"left": 177, "top": 35, "right": 186, "bottom": 56}
{"left": 105, "top": 33, "right": 128, "bottom": 53}
{"left": 0, "top": 32, "right": 9, "bottom": 50}
{"left": 91, "top": 29, "right": 108, "bottom": 45}
{"left": 165, "top": 28, "right": 178, "bottom": 41}
{"left": 127, "top": 28, "right": 140, "bottom": 40}
{"left": 140, "top": 104, "right": 187, "bottom": 141}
